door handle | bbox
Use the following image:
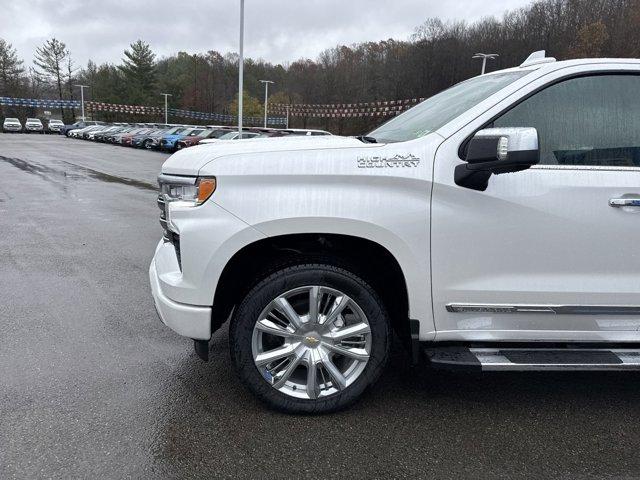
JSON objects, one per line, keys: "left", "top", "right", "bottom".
{"left": 609, "top": 197, "right": 640, "bottom": 207}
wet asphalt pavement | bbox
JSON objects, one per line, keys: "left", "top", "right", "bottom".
{"left": 1, "top": 134, "right": 640, "bottom": 479}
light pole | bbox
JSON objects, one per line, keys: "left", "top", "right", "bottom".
{"left": 260, "top": 80, "right": 274, "bottom": 128}
{"left": 472, "top": 53, "right": 499, "bottom": 75}
{"left": 160, "top": 93, "right": 172, "bottom": 124}
{"left": 74, "top": 84, "right": 89, "bottom": 121}
{"left": 238, "top": 0, "right": 245, "bottom": 138}
{"left": 286, "top": 105, "right": 290, "bottom": 129}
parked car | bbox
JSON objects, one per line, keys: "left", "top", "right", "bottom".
{"left": 60, "top": 120, "right": 104, "bottom": 136}
{"left": 86, "top": 125, "right": 119, "bottom": 141}
{"left": 109, "top": 127, "right": 148, "bottom": 145}
{"left": 199, "top": 129, "right": 262, "bottom": 145}
{"left": 151, "top": 52, "right": 640, "bottom": 413}
{"left": 175, "top": 128, "right": 237, "bottom": 150}
{"left": 159, "top": 127, "right": 205, "bottom": 151}
{"left": 47, "top": 119, "right": 65, "bottom": 134}
{"left": 2, "top": 117, "right": 22, "bottom": 132}
{"left": 82, "top": 125, "right": 111, "bottom": 140}
{"left": 69, "top": 125, "right": 102, "bottom": 138}
{"left": 132, "top": 125, "right": 186, "bottom": 150}
{"left": 94, "top": 125, "right": 130, "bottom": 143}
{"left": 131, "top": 127, "right": 174, "bottom": 148}
{"left": 102, "top": 126, "right": 137, "bottom": 144}
{"left": 121, "top": 128, "right": 155, "bottom": 147}
{"left": 24, "top": 118, "right": 44, "bottom": 133}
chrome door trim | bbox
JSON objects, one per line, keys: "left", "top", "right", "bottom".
{"left": 446, "top": 303, "right": 640, "bottom": 315}
{"left": 531, "top": 164, "right": 640, "bottom": 172}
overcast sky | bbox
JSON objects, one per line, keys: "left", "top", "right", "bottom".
{"left": 1, "top": 0, "right": 531, "bottom": 68}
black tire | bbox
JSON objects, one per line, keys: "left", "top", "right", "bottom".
{"left": 229, "top": 263, "right": 391, "bottom": 413}
{"left": 143, "top": 139, "right": 151, "bottom": 149}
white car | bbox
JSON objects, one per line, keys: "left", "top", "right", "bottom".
{"left": 2, "top": 118, "right": 22, "bottom": 132}
{"left": 25, "top": 118, "right": 44, "bottom": 133}
{"left": 47, "top": 119, "right": 65, "bottom": 133}
{"left": 150, "top": 52, "right": 640, "bottom": 413}
{"left": 69, "top": 125, "right": 100, "bottom": 138}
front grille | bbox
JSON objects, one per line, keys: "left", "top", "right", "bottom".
{"left": 157, "top": 194, "right": 169, "bottom": 238}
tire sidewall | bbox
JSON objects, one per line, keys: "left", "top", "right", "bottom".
{"left": 230, "top": 264, "right": 390, "bottom": 413}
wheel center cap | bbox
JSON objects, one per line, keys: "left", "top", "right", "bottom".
{"left": 302, "top": 332, "right": 321, "bottom": 348}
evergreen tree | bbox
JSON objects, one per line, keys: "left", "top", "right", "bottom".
{"left": 0, "top": 39, "right": 24, "bottom": 96}
{"left": 118, "top": 40, "right": 156, "bottom": 105}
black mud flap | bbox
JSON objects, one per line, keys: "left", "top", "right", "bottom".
{"left": 410, "top": 319, "right": 421, "bottom": 365}
{"left": 194, "top": 339, "right": 210, "bottom": 362}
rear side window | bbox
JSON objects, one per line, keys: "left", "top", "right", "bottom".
{"left": 494, "top": 74, "right": 640, "bottom": 167}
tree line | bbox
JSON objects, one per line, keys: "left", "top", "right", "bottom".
{"left": 1, "top": 0, "right": 639, "bottom": 134}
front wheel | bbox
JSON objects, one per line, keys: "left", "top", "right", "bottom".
{"left": 230, "top": 263, "right": 391, "bottom": 413}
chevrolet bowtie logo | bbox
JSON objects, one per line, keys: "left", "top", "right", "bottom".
{"left": 304, "top": 336, "right": 320, "bottom": 346}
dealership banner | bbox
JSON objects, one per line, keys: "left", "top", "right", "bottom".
{"left": 0, "top": 96, "right": 81, "bottom": 109}
{"left": 168, "top": 108, "right": 285, "bottom": 126}
{"left": 86, "top": 101, "right": 163, "bottom": 115}
{"left": 0, "top": 96, "right": 285, "bottom": 125}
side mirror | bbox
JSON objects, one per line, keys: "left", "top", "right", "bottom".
{"left": 455, "top": 127, "right": 539, "bottom": 191}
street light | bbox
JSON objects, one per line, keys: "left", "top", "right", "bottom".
{"left": 74, "top": 84, "right": 89, "bottom": 121}
{"left": 160, "top": 93, "right": 172, "bottom": 125}
{"left": 238, "top": 0, "right": 245, "bottom": 138}
{"left": 472, "top": 53, "right": 499, "bottom": 74}
{"left": 259, "top": 80, "right": 274, "bottom": 128}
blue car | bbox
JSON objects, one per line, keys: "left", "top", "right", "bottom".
{"left": 159, "top": 127, "right": 204, "bottom": 151}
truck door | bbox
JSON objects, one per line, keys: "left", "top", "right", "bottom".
{"left": 431, "top": 72, "right": 640, "bottom": 342}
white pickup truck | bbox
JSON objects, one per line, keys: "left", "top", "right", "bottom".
{"left": 150, "top": 52, "right": 640, "bottom": 412}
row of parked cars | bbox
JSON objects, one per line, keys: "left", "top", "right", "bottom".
{"left": 2, "top": 117, "right": 65, "bottom": 133}
{"left": 63, "top": 121, "right": 331, "bottom": 151}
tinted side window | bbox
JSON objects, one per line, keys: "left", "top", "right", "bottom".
{"left": 494, "top": 74, "right": 640, "bottom": 167}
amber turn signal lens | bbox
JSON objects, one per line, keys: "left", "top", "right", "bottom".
{"left": 197, "top": 178, "right": 216, "bottom": 204}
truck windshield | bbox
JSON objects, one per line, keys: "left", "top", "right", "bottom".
{"left": 367, "top": 71, "right": 529, "bottom": 143}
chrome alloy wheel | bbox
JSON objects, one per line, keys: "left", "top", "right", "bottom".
{"left": 252, "top": 286, "right": 372, "bottom": 400}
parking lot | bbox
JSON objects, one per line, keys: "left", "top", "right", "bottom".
{"left": 2, "top": 134, "right": 640, "bottom": 479}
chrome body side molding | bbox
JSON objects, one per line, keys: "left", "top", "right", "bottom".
{"left": 446, "top": 304, "right": 640, "bottom": 315}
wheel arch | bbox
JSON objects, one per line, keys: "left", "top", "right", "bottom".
{"left": 211, "top": 230, "right": 426, "bottom": 353}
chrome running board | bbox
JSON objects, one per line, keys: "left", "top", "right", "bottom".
{"left": 425, "top": 346, "right": 640, "bottom": 371}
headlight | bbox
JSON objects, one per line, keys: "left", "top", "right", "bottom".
{"left": 158, "top": 174, "right": 216, "bottom": 207}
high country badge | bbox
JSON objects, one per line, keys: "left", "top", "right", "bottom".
{"left": 357, "top": 154, "right": 420, "bottom": 168}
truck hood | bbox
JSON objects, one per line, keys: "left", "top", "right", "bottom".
{"left": 161, "top": 135, "right": 373, "bottom": 175}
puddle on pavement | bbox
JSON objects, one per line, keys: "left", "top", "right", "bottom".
{"left": 59, "top": 161, "right": 157, "bottom": 191}
{"left": 0, "top": 155, "right": 157, "bottom": 192}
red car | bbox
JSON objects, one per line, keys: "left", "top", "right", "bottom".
{"left": 121, "top": 128, "right": 154, "bottom": 147}
{"left": 175, "top": 127, "right": 236, "bottom": 150}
